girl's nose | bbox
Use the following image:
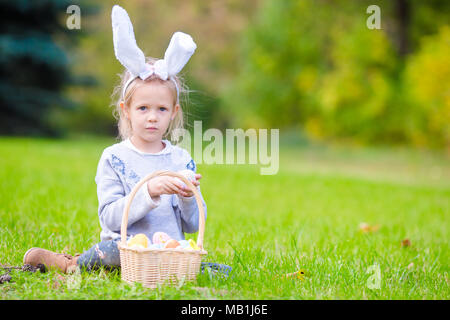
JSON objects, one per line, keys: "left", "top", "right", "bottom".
{"left": 147, "top": 110, "right": 158, "bottom": 122}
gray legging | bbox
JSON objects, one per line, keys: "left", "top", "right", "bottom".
{"left": 77, "top": 239, "right": 232, "bottom": 277}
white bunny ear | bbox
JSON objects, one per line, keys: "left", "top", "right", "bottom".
{"left": 111, "top": 5, "right": 146, "bottom": 77}
{"left": 163, "top": 31, "right": 197, "bottom": 77}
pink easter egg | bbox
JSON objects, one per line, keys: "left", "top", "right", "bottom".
{"left": 152, "top": 231, "right": 171, "bottom": 244}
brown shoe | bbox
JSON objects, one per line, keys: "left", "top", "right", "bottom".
{"left": 23, "top": 247, "right": 79, "bottom": 274}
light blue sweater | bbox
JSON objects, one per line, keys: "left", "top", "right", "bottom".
{"left": 94, "top": 138, "right": 207, "bottom": 242}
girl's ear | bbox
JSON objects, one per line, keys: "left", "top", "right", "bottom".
{"left": 120, "top": 102, "right": 129, "bottom": 118}
{"left": 171, "top": 103, "right": 180, "bottom": 121}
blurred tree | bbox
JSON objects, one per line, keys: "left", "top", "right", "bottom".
{"left": 394, "top": 0, "right": 411, "bottom": 56}
{"left": 0, "top": 0, "right": 96, "bottom": 136}
{"left": 407, "top": 0, "right": 450, "bottom": 52}
{"left": 221, "top": 0, "right": 449, "bottom": 148}
{"left": 402, "top": 25, "right": 450, "bottom": 148}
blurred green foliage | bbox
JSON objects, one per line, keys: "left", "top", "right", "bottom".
{"left": 220, "top": 0, "right": 449, "bottom": 149}
{"left": 402, "top": 25, "right": 450, "bottom": 147}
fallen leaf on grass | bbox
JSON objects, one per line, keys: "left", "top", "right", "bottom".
{"left": 281, "top": 269, "right": 309, "bottom": 281}
{"left": 358, "top": 222, "right": 380, "bottom": 233}
{"left": 401, "top": 239, "right": 411, "bottom": 247}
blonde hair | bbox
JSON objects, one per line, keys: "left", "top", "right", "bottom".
{"left": 111, "top": 57, "right": 189, "bottom": 142}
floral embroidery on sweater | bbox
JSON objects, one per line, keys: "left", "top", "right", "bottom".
{"left": 128, "top": 169, "right": 140, "bottom": 184}
{"left": 111, "top": 154, "right": 141, "bottom": 185}
{"left": 186, "top": 159, "right": 196, "bottom": 172}
{"left": 111, "top": 154, "right": 125, "bottom": 175}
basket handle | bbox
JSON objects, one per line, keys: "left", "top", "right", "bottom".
{"left": 120, "top": 170, "right": 206, "bottom": 250}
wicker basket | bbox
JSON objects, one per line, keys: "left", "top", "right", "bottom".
{"left": 118, "top": 170, "right": 207, "bottom": 288}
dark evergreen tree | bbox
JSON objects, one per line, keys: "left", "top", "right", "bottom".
{"left": 0, "top": 0, "right": 96, "bottom": 136}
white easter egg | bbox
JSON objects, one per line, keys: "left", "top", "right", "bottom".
{"left": 178, "top": 240, "right": 190, "bottom": 248}
{"left": 178, "top": 169, "right": 196, "bottom": 181}
{"left": 176, "top": 170, "right": 197, "bottom": 192}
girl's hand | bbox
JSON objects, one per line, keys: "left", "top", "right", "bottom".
{"left": 147, "top": 176, "right": 184, "bottom": 199}
{"left": 146, "top": 174, "right": 201, "bottom": 199}
{"left": 179, "top": 173, "right": 202, "bottom": 198}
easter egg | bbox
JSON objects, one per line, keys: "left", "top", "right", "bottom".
{"left": 164, "top": 239, "right": 180, "bottom": 249}
{"left": 178, "top": 240, "right": 190, "bottom": 249}
{"left": 176, "top": 170, "right": 197, "bottom": 190}
{"left": 127, "top": 233, "right": 149, "bottom": 248}
{"left": 152, "top": 231, "right": 171, "bottom": 244}
{"left": 188, "top": 239, "right": 200, "bottom": 250}
{"left": 148, "top": 243, "right": 163, "bottom": 249}
{"left": 178, "top": 169, "right": 196, "bottom": 182}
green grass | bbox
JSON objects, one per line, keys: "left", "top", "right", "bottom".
{"left": 0, "top": 135, "right": 449, "bottom": 299}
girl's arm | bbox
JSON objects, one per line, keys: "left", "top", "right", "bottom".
{"left": 174, "top": 156, "right": 207, "bottom": 233}
{"left": 176, "top": 186, "right": 207, "bottom": 234}
{"left": 95, "top": 153, "right": 161, "bottom": 232}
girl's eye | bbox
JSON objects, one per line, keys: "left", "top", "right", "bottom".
{"left": 138, "top": 106, "right": 147, "bottom": 111}
{"left": 159, "top": 107, "right": 167, "bottom": 111}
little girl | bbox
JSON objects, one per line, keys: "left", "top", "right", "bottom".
{"left": 23, "top": 5, "right": 231, "bottom": 277}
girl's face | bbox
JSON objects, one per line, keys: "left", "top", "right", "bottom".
{"left": 123, "top": 80, "right": 179, "bottom": 149}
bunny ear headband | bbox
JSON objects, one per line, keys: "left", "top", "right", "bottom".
{"left": 111, "top": 5, "right": 197, "bottom": 103}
